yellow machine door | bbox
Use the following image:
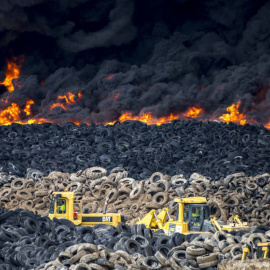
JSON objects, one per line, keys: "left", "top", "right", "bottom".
{"left": 49, "top": 196, "right": 68, "bottom": 219}
{"left": 188, "top": 204, "right": 204, "bottom": 231}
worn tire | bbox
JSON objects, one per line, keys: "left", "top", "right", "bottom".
{"left": 142, "top": 256, "right": 162, "bottom": 269}
{"left": 192, "top": 241, "right": 214, "bottom": 252}
{"left": 197, "top": 253, "right": 217, "bottom": 264}
{"left": 198, "top": 259, "right": 218, "bottom": 269}
{"left": 186, "top": 246, "right": 206, "bottom": 256}
{"left": 155, "top": 251, "right": 170, "bottom": 266}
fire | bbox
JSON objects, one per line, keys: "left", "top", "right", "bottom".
{"left": 105, "top": 74, "right": 114, "bottom": 80}
{"left": 0, "top": 90, "right": 83, "bottom": 126}
{"left": 113, "top": 93, "right": 120, "bottom": 101}
{"left": 50, "top": 91, "right": 82, "bottom": 111}
{"left": 184, "top": 106, "right": 203, "bottom": 118}
{"left": 50, "top": 103, "right": 67, "bottom": 111}
{"left": 0, "top": 101, "right": 50, "bottom": 125}
{"left": 0, "top": 56, "right": 268, "bottom": 128}
{"left": 23, "top": 118, "right": 51, "bottom": 125}
{"left": 219, "top": 101, "right": 247, "bottom": 125}
{"left": 58, "top": 92, "right": 76, "bottom": 104}
{"left": 0, "top": 103, "right": 21, "bottom": 125}
{"left": 106, "top": 112, "right": 180, "bottom": 126}
{"left": 24, "top": 100, "right": 34, "bottom": 116}
{"left": 0, "top": 56, "right": 24, "bottom": 92}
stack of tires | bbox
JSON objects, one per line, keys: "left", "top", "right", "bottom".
{"left": 0, "top": 120, "right": 269, "bottom": 180}
{"left": 1, "top": 207, "right": 270, "bottom": 269}
{"left": 0, "top": 168, "right": 269, "bottom": 227}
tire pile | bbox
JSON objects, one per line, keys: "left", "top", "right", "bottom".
{"left": 0, "top": 120, "right": 269, "bottom": 180}
{"left": 0, "top": 207, "right": 270, "bottom": 270}
{"left": 0, "top": 120, "right": 269, "bottom": 269}
{"left": 0, "top": 167, "right": 269, "bottom": 227}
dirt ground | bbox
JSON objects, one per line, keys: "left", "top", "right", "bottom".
{"left": 218, "top": 259, "right": 270, "bottom": 270}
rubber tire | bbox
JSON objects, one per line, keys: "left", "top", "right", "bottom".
{"left": 197, "top": 253, "right": 217, "bottom": 264}
{"left": 198, "top": 259, "right": 218, "bottom": 269}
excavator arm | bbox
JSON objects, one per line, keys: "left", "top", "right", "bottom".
{"left": 209, "top": 217, "right": 222, "bottom": 231}
{"left": 229, "top": 215, "right": 242, "bottom": 224}
{"left": 137, "top": 208, "right": 171, "bottom": 230}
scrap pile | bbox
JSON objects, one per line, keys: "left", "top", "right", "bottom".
{"left": 0, "top": 208, "right": 270, "bottom": 270}
{"left": 0, "top": 168, "right": 269, "bottom": 227}
{"left": 0, "top": 120, "right": 269, "bottom": 180}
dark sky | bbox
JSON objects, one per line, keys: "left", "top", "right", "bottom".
{"left": 0, "top": 0, "right": 270, "bottom": 125}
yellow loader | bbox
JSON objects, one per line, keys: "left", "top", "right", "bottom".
{"left": 137, "top": 197, "right": 249, "bottom": 235}
{"left": 48, "top": 191, "right": 124, "bottom": 227}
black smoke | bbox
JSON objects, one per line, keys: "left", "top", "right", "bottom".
{"left": 0, "top": 0, "right": 270, "bottom": 125}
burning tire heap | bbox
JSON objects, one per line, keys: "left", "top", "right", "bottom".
{"left": 1, "top": 0, "right": 270, "bottom": 269}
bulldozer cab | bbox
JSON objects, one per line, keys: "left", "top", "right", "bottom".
{"left": 49, "top": 195, "right": 67, "bottom": 214}
{"left": 163, "top": 197, "right": 210, "bottom": 235}
{"left": 180, "top": 203, "right": 210, "bottom": 231}
{"left": 49, "top": 192, "right": 82, "bottom": 225}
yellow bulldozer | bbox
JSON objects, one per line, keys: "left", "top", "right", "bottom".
{"left": 136, "top": 197, "right": 249, "bottom": 235}
{"left": 48, "top": 191, "right": 124, "bottom": 227}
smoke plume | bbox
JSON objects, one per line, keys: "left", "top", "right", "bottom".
{"left": 0, "top": 0, "right": 270, "bottom": 125}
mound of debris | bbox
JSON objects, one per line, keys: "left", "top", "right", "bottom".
{"left": 0, "top": 168, "right": 269, "bottom": 227}
{"left": 0, "top": 120, "right": 269, "bottom": 179}
{"left": 0, "top": 208, "right": 269, "bottom": 270}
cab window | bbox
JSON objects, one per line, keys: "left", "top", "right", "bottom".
{"left": 191, "top": 207, "right": 201, "bottom": 217}
{"left": 204, "top": 205, "right": 210, "bottom": 220}
{"left": 176, "top": 203, "right": 179, "bottom": 220}
{"left": 190, "top": 206, "right": 203, "bottom": 231}
{"left": 49, "top": 198, "right": 55, "bottom": 214}
{"left": 57, "top": 199, "right": 66, "bottom": 214}
{"left": 183, "top": 204, "right": 189, "bottom": 222}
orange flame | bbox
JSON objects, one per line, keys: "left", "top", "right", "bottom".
{"left": 0, "top": 101, "right": 50, "bottom": 125}
{"left": 0, "top": 90, "right": 83, "bottom": 126}
{"left": 184, "top": 106, "right": 203, "bottom": 118}
{"left": 24, "top": 100, "right": 34, "bottom": 116}
{"left": 0, "top": 56, "right": 24, "bottom": 92}
{"left": 50, "top": 103, "right": 67, "bottom": 111}
{"left": 50, "top": 91, "right": 82, "bottom": 111}
{"left": 58, "top": 92, "right": 76, "bottom": 104}
{"left": 0, "top": 103, "right": 21, "bottom": 125}
{"left": 114, "top": 93, "right": 120, "bottom": 101}
{"left": 0, "top": 58, "right": 268, "bottom": 128}
{"left": 106, "top": 112, "right": 180, "bottom": 126}
{"left": 18, "top": 118, "right": 51, "bottom": 125}
{"left": 219, "top": 101, "right": 247, "bottom": 125}
{"left": 105, "top": 74, "right": 114, "bottom": 80}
